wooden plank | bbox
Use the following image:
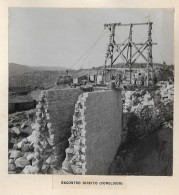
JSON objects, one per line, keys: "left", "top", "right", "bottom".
{"left": 116, "top": 43, "right": 157, "bottom": 46}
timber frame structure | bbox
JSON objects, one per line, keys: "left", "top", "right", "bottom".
{"left": 103, "top": 22, "right": 157, "bottom": 86}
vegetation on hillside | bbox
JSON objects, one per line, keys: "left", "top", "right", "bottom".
{"left": 9, "top": 63, "right": 174, "bottom": 92}
{"left": 9, "top": 71, "right": 62, "bottom": 90}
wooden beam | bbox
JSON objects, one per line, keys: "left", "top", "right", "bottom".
{"left": 105, "top": 67, "right": 148, "bottom": 71}
{"left": 115, "top": 44, "right": 128, "bottom": 62}
{"left": 112, "top": 44, "right": 129, "bottom": 64}
{"left": 104, "top": 23, "right": 121, "bottom": 28}
{"left": 119, "top": 22, "right": 153, "bottom": 26}
{"left": 130, "top": 40, "right": 148, "bottom": 62}
{"left": 104, "top": 22, "right": 153, "bottom": 27}
{"left": 116, "top": 42, "right": 157, "bottom": 46}
{"left": 121, "top": 40, "right": 148, "bottom": 67}
{"left": 131, "top": 45, "right": 148, "bottom": 65}
{"left": 106, "top": 37, "right": 128, "bottom": 60}
{"left": 104, "top": 22, "right": 153, "bottom": 28}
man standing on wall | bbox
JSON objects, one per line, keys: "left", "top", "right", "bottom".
{"left": 115, "top": 73, "right": 122, "bottom": 88}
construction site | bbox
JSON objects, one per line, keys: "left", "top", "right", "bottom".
{"left": 8, "top": 20, "right": 174, "bottom": 175}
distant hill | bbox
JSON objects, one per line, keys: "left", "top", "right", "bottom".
{"left": 9, "top": 63, "right": 68, "bottom": 77}
{"left": 9, "top": 63, "right": 33, "bottom": 77}
{"left": 9, "top": 62, "right": 174, "bottom": 91}
{"left": 31, "top": 66, "right": 67, "bottom": 71}
{"left": 9, "top": 71, "right": 62, "bottom": 90}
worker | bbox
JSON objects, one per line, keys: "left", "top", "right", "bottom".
{"left": 137, "top": 73, "right": 144, "bottom": 86}
{"left": 115, "top": 73, "right": 122, "bottom": 88}
{"left": 153, "top": 72, "right": 158, "bottom": 84}
{"left": 132, "top": 74, "right": 137, "bottom": 85}
{"left": 111, "top": 74, "right": 115, "bottom": 81}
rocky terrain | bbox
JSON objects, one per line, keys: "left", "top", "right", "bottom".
{"left": 109, "top": 121, "right": 173, "bottom": 175}
{"left": 109, "top": 81, "right": 174, "bottom": 175}
{"left": 8, "top": 109, "right": 38, "bottom": 174}
{"left": 8, "top": 80, "right": 174, "bottom": 175}
{"left": 9, "top": 71, "right": 60, "bottom": 90}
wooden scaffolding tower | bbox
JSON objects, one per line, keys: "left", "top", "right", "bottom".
{"left": 103, "top": 22, "right": 157, "bottom": 86}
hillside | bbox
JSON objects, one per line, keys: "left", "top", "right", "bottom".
{"left": 31, "top": 66, "right": 67, "bottom": 71}
{"left": 9, "top": 63, "right": 68, "bottom": 77}
{"left": 9, "top": 62, "right": 174, "bottom": 91}
{"left": 9, "top": 63, "right": 72, "bottom": 90}
{"left": 9, "top": 71, "right": 61, "bottom": 90}
{"left": 9, "top": 63, "right": 33, "bottom": 77}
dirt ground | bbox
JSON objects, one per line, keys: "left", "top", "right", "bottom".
{"left": 109, "top": 121, "right": 173, "bottom": 176}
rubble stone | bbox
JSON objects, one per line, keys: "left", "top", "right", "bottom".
{"left": 62, "top": 93, "right": 88, "bottom": 175}
{"left": 22, "top": 165, "right": 39, "bottom": 174}
{"left": 8, "top": 163, "right": 16, "bottom": 171}
{"left": 21, "top": 122, "right": 26, "bottom": 129}
{"left": 26, "top": 153, "right": 35, "bottom": 161}
{"left": 41, "top": 164, "right": 50, "bottom": 174}
{"left": 9, "top": 159, "right": 14, "bottom": 164}
{"left": 11, "top": 127, "right": 20, "bottom": 135}
{"left": 122, "top": 82, "right": 174, "bottom": 141}
{"left": 10, "top": 150, "right": 21, "bottom": 159}
{"left": 13, "top": 143, "right": 18, "bottom": 150}
{"left": 15, "top": 157, "right": 30, "bottom": 168}
{"left": 22, "top": 144, "right": 30, "bottom": 152}
{"left": 17, "top": 140, "right": 25, "bottom": 149}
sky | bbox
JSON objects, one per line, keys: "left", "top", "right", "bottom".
{"left": 9, "top": 8, "right": 174, "bottom": 69}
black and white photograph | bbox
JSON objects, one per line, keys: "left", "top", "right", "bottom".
{"left": 8, "top": 8, "right": 174, "bottom": 175}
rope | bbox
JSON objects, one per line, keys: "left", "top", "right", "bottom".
{"left": 79, "top": 47, "right": 94, "bottom": 69}
{"left": 69, "top": 30, "right": 107, "bottom": 69}
{"left": 78, "top": 31, "right": 107, "bottom": 69}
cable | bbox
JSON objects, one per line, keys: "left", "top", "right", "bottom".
{"left": 79, "top": 31, "right": 107, "bottom": 69}
{"left": 79, "top": 48, "right": 93, "bottom": 69}
{"left": 69, "top": 30, "right": 107, "bottom": 69}
{"left": 78, "top": 41, "right": 98, "bottom": 69}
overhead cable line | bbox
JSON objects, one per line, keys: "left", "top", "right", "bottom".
{"left": 79, "top": 31, "right": 107, "bottom": 69}
{"left": 69, "top": 30, "right": 107, "bottom": 69}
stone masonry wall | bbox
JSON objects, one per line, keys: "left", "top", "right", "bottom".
{"left": 62, "top": 93, "right": 88, "bottom": 175}
{"left": 31, "top": 88, "right": 83, "bottom": 174}
{"left": 8, "top": 82, "right": 173, "bottom": 174}
{"left": 62, "top": 90, "right": 123, "bottom": 175}
{"left": 122, "top": 82, "right": 174, "bottom": 142}
{"left": 85, "top": 90, "right": 122, "bottom": 175}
